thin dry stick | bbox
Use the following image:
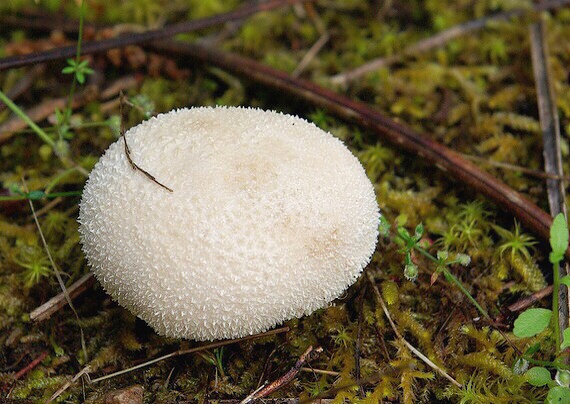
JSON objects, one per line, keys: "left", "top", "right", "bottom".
{"left": 30, "top": 272, "right": 96, "bottom": 322}
{"left": 507, "top": 285, "right": 553, "bottom": 313}
{"left": 300, "top": 367, "right": 339, "bottom": 376}
{"left": 354, "top": 287, "right": 365, "bottom": 397}
{"left": 366, "top": 271, "right": 462, "bottom": 388}
{"left": 529, "top": 19, "right": 569, "bottom": 337}
{"left": 291, "top": 3, "right": 329, "bottom": 77}
{"left": 90, "top": 326, "right": 289, "bottom": 383}
{"left": 47, "top": 366, "right": 91, "bottom": 403}
{"left": 13, "top": 351, "right": 48, "bottom": 380}
{"left": 24, "top": 179, "right": 88, "bottom": 363}
{"left": 531, "top": 24, "right": 569, "bottom": 218}
{"left": 292, "top": 31, "right": 329, "bottom": 77}
{"left": 120, "top": 92, "right": 173, "bottom": 193}
{"left": 0, "top": 0, "right": 313, "bottom": 71}
{"left": 149, "top": 40, "right": 570, "bottom": 259}
{"left": 30, "top": 197, "right": 63, "bottom": 218}
{"left": 462, "top": 153, "right": 570, "bottom": 182}
{"left": 241, "top": 345, "right": 323, "bottom": 403}
{"left": 256, "top": 347, "right": 278, "bottom": 389}
{"left": 331, "top": 0, "right": 570, "bottom": 85}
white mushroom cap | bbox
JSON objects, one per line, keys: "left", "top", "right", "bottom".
{"left": 78, "top": 107, "right": 379, "bottom": 341}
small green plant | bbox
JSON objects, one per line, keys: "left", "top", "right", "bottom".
{"left": 0, "top": 184, "right": 82, "bottom": 202}
{"left": 62, "top": 59, "right": 94, "bottom": 85}
{"left": 59, "top": 0, "right": 92, "bottom": 139}
{"left": 512, "top": 213, "right": 570, "bottom": 403}
{"left": 14, "top": 245, "right": 52, "bottom": 288}
{"left": 381, "top": 215, "right": 488, "bottom": 321}
{"left": 0, "top": 0, "right": 92, "bottom": 167}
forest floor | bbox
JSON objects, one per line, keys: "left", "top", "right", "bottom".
{"left": 1, "top": 0, "right": 570, "bottom": 402}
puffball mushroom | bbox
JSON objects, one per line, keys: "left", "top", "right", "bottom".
{"left": 78, "top": 106, "right": 379, "bottom": 341}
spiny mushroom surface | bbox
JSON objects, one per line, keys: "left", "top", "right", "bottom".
{"left": 78, "top": 106, "right": 379, "bottom": 341}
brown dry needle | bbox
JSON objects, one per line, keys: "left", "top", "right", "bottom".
{"left": 242, "top": 346, "right": 323, "bottom": 403}
{"left": 120, "top": 91, "right": 173, "bottom": 193}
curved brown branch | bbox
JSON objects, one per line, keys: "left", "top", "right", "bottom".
{"left": 148, "top": 40, "right": 569, "bottom": 259}
{"left": 0, "top": 0, "right": 311, "bottom": 71}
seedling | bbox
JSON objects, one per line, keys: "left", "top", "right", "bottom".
{"left": 512, "top": 213, "right": 570, "bottom": 403}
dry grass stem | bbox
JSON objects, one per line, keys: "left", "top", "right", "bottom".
{"left": 241, "top": 345, "right": 323, "bottom": 403}
{"left": 25, "top": 179, "right": 89, "bottom": 363}
{"left": 366, "top": 271, "right": 462, "bottom": 388}
{"left": 30, "top": 273, "right": 96, "bottom": 322}
{"left": 90, "top": 327, "right": 290, "bottom": 384}
{"left": 529, "top": 18, "right": 569, "bottom": 337}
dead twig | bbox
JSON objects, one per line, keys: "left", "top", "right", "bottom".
{"left": 13, "top": 351, "right": 48, "bottom": 380}
{"left": 531, "top": 22, "right": 568, "bottom": 219}
{"left": 291, "top": 32, "right": 329, "bottom": 77}
{"left": 120, "top": 92, "right": 173, "bottom": 193}
{"left": 47, "top": 366, "right": 91, "bottom": 403}
{"left": 299, "top": 367, "right": 339, "bottom": 377}
{"left": 241, "top": 345, "right": 323, "bottom": 403}
{"left": 291, "top": 3, "right": 329, "bottom": 77}
{"left": 90, "top": 326, "right": 290, "bottom": 383}
{"left": 331, "top": 0, "right": 570, "bottom": 85}
{"left": 123, "top": 132, "right": 174, "bottom": 193}
{"left": 149, "top": 40, "right": 570, "bottom": 259}
{"left": 355, "top": 287, "right": 365, "bottom": 398}
{"left": 529, "top": 18, "right": 569, "bottom": 337}
{"left": 462, "top": 153, "right": 570, "bottom": 182}
{"left": 0, "top": 0, "right": 313, "bottom": 71}
{"left": 366, "top": 271, "right": 462, "bottom": 388}
{"left": 24, "top": 178, "right": 89, "bottom": 364}
{"left": 30, "top": 273, "right": 96, "bottom": 322}
{"left": 507, "top": 285, "right": 553, "bottom": 313}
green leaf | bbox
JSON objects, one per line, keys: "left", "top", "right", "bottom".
{"left": 61, "top": 66, "right": 75, "bottom": 74}
{"left": 546, "top": 386, "right": 570, "bottom": 403}
{"left": 414, "top": 223, "right": 424, "bottom": 240}
{"left": 397, "top": 227, "right": 410, "bottom": 240}
{"left": 562, "top": 328, "right": 570, "bottom": 350}
{"left": 561, "top": 276, "right": 570, "bottom": 288}
{"left": 550, "top": 213, "right": 569, "bottom": 264}
{"left": 513, "top": 308, "right": 552, "bottom": 338}
{"left": 525, "top": 367, "right": 551, "bottom": 386}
